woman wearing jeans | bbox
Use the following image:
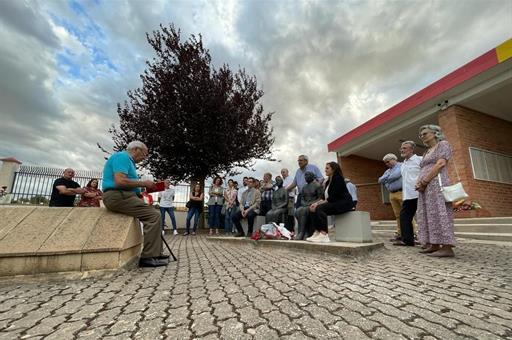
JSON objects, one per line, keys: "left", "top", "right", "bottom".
{"left": 185, "top": 183, "right": 203, "bottom": 236}
{"left": 223, "top": 179, "right": 238, "bottom": 235}
{"left": 207, "top": 177, "right": 224, "bottom": 235}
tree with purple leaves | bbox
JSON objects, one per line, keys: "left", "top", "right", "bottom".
{"left": 110, "top": 24, "right": 274, "bottom": 183}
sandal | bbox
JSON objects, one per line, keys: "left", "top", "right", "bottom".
{"left": 419, "top": 246, "right": 440, "bottom": 254}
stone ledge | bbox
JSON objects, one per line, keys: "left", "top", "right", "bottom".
{"left": 0, "top": 206, "right": 142, "bottom": 277}
{"left": 206, "top": 236, "right": 384, "bottom": 257}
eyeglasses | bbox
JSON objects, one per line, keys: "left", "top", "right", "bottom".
{"left": 419, "top": 131, "right": 431, "bottom": 138}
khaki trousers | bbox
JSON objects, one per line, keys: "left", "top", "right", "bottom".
{"left": 389, "top": 191, "right": 403, "bottom": 235}
{"left": 103, "top": 190, "right": 162, "bottom": 258}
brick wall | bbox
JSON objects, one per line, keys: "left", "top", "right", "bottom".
{"left": 439, "top": 105, "right": 512, "bottom": 217}
{"left": 338, "top": 155, "right": 395, "bottom": 220}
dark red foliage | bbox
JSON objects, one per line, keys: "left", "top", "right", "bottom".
{"left": 110, "top": 24, "right": 274, "bottom": 181}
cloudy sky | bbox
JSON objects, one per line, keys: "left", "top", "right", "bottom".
{"left": 0, "top": 0, "right": 510, "bottom": 181}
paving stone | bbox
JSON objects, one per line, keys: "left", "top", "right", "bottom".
{"left": 296, "top": 315, "right": 339, "bottom": 339}
{"left": 213, "top": 301, "right": 236, "bottom": 321}
{"left": 190, "top": 311, "right": 218, "bottom": 337}
{"left": 163, "top": 325, "right": 193, "bottom": 339}
{"left": 454, "top": 324, "right": 504, "bottom": 339}
{"left": 276, "top": 300, "right": 305, "bottom": 318}
{"left": 371, "top": 327, "right": 408, "bottom": 340}
{"left": 253, "top": 324, "right": 280, "bottom": 340}
{"left": 133, "top": 317, "right": 164, "bottom": 339}
{"left": 218, "top": 319, "right": 251, "bottom": 340}
{"left": 107, "top": 312, "right": 142, "bottom": 335}
{"left": 0, "top": 234, "right": 511, "bottom": 339}
{"left": 238, "top": 306, "right": 266, "bottom": 328}
{"left": 44, "top": 320, "right": 87, "bottom": 340}
{"left": 263, "top": 310, "right": 300, "bottom": 334}
{"left": 303, "top": 305, "right": 341, "bottom": 325}
{"left": 73, "top": 324, "right": 109, "bottom": 339}
{"left": 368, "top": 314, "right": 423, "bottom": 339}
{"left": 24, "top": 315, "right": 68, "bottom": 337}
{"left": 334, "top": 324, "right": 371, "bottom": 339}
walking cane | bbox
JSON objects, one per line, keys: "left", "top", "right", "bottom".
{"left": 161, "top": 234, "right": 178, "bottom": 261}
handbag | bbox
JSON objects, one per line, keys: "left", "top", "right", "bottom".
{"left": 438, "top": 174, "right": 468, "bottom": 202}
{"left": 186, "top": 200, "right": 192, "bottom": 209}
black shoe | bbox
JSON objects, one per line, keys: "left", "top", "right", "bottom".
{"left": 234, "top": 233, "right": 245, "bottom": 237}
{"left": 157, "top": 254, "right": 170, "bottom": 260}
{"left": 139, "top": 257, "right": 168, "bottom": 267}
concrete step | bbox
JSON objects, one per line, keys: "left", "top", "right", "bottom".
{"left": 454, "top": 224, "right": 512, "bottom": 233}
{"left": 373, "top": 223, "right": 512, "bottom": 233}
{"left": 454, "top": 217, "right": 512, "bottom": 225}
{"left": 373, "top": 217, "right": 512, "bottom": 226}
{"left": 372, "top": 229, "right": 512, "bottom": 242}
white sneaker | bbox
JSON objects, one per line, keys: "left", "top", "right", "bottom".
{"left": 173, "top": 230, "right": 178, "bottom": 235}
{"left": 311, "top": 233, "right": 330, "bottom": 243}
{"left": 306, "top": 231, "right": 320, "bottom": 241}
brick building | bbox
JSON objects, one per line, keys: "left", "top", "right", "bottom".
{"left": 328, "top": 39, "right": 512, "bottom": 219}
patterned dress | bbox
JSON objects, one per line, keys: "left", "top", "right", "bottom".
{"left": 416, "top": 140, "right": 456, "bottom": 246}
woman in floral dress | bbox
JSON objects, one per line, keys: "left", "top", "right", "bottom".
{"left": 415, "top": 125, "right": 456, "bottom": 257}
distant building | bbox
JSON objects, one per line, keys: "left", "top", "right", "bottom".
{"left": 328, "top": 39, "right": 512, "bottom": 219}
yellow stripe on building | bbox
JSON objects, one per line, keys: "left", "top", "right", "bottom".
{"left": 496, "top": 38, "right": 512, "bottom": 63}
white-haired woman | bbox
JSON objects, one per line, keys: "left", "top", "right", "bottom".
{"left": 415, "top": 125, "right": 456, "bottom": 257}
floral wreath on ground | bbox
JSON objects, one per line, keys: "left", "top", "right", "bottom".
{"left": 453, "top": 199, "right": 481, "bottom": 212}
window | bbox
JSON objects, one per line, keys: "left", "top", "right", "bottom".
{"left": 469, "top": 147, "right": 512, "bottom": 184}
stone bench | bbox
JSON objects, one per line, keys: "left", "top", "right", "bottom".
{"left": 334, "top": 211, "right": 373, "bottom": 243}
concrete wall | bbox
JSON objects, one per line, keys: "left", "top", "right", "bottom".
{"left": 439, "top": 105, "right": 512, "bottom": 217}
{"left": 0, "top": 206, "right": 142, "bottom": 276}
{"left": 338, "top": 155, "right": 395, "bottom": 220}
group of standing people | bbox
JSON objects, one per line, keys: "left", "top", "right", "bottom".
{"left": 378, "top": 124, "right": 456, "bottom": 257}
{"left": 198, "top": 155, "right": 357, "bottom": 243}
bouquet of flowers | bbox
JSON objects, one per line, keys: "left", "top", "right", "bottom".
{"left": 453, "top": 200, "right": 481, "bottom": 212}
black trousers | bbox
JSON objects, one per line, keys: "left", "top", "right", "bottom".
{"left": 260, "top": 200, "right": 272, "bottom": 216}
{"left": 311, "top": 201, "right": 353, "bottom": 232}
{"left": 232, "top": 210, "right": 257, "bottom": 236}
{"left": 399, "top": 198, "right": 417, "bottom": 245}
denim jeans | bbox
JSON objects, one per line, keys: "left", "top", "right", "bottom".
{"left": 208, "top": 204, "right": 222, "bottom": 228}
{"left": 224, "top": 206, "right": 236, "bottom": 233}
{"left": 159, "top": 206, "right": 177, "bottom": 230}
{"left": 186, "top": 206, "right": 201, "bottom": 233}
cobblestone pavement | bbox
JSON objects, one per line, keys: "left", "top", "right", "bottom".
{"left": 0, "top": 234, "right": 511, "bottom": 340}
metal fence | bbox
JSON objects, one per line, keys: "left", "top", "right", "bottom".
{"left": 10, "top": 165, "right": 211, "bottom": 208}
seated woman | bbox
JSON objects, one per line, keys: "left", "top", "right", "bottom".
{"left": 295, "top": 171, "right": 323, "bottom": 240}
{"left": 265, "top": 176, "right": 288, "bottom": 224}
{"left": 307, "top": 162, "right": 353, "bottom": 243}
{"left": 78, "top": 178, "right": 102, "bottom": 207}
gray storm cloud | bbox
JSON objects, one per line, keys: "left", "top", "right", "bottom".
{"left": 0, "top": 0, "right": 510, "bottom": 179}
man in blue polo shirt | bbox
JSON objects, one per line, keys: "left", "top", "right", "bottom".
{"left": 102, "top": 141, "right": 167, "bottom": 268}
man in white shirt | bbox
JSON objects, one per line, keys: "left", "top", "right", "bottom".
{"left": 281, "top": 168, "right": 297, "bottom": 232}
{"left": 159, "top": 180, "right": 178, "bottom": 235}
{"left": 395, "top": 141, "right": 422, "bottom": 246}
